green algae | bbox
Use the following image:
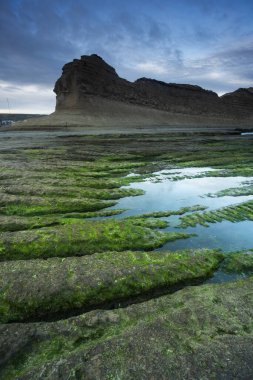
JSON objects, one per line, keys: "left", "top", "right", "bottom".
{"left": 132, "top": 205, "right": 207, "bottom": 218}
{"left": 127, "top": 217, "right": 169, "bottom": 229}
{"left": 3, "top": 184, "right": 145, "bottom": 199}
{"left": 0, "top": 153, "right": 149, "bottom": 223}
{"left": 1, "top": 198, "right": 117, "bottom": 216}
{"left": 61, "top": 208, "right": 127, "bottom": 219}
{"left": 0, "top": 132, "right": 253, "bottom": 377}
{"left": 1, "top": 277, "right": 253, "bottom": 379}
{"left": 0, "top": 218, "right": 192, "bottom": 261}
{"left": 208, "top": 183, "right": 253, "bottom": 197}
{"left": 0, "top": 203, "right": 206, "bottom": 234}
{"left": 223, "top": 251, "right": 253, "bottom": 273}
{"left": 0, "top": 209, "right": 128, "bottom": 232}
{"left": 0, "top": 214, "right": 60, "bottom": 232}
{"left": 178, "top": 200, "right": 253, "bottom": 228}
{"left": 0, "top": 249, "right": 224, "bottom": 323}
{"left": 158, "top": 138, "right": 253, "bottom": 180}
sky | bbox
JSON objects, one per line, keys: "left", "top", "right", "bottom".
{"left": 0, "top": 0, "right": 253, "bottom": 114}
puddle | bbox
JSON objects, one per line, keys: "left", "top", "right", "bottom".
{"left": 108, "top": 167, "right": 253, "bottom": 283}
{"left": 204, "top": 269, "right": 245, "bottom": 284}
{"left": 163, "top": 220, "right": 253, "bottom": 252}
{"left": 111, "top": 168, "right": 253, "bottom": 218}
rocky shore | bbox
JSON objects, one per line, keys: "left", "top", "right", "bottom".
{"left": 0, "top": 130, "right": 253, "bottom": 378}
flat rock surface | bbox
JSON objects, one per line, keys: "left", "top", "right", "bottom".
{"left": 1, "top": 130, "right": 253, "bottom": 379}
{"left": 0, "top": 249, "right": 223, "bottom": 322}
{"left": 0, "top": 278, "right": 253, "bottom": 379}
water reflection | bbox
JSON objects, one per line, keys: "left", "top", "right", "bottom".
{"left": 111, "top": 167, "right": 253, "bottom": 250}
{"left": 110, "top": 168, "right": 253, "bottom": 283}
{"left": 113, "top": 168, "right": 253, "bottom": 219}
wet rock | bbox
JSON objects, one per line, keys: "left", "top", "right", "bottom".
{"left": 0, "top": 218, "right": 191, "bottom": 261}
{"left": 223, "top": 251, "right": 253, "bottom": 273}
{"left": 0, "top": 249, "right": 223, "bottom": 322}
{"left": 0, "top": 277, "right": 253, "bottom": 379}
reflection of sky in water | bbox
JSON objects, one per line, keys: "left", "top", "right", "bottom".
{"left": 164, "top": 220, "right": 253, "bottom": 252}
{"left": 112, "top": 168, "right": 253, "bottom": 219}
{"left": 110, "top": 168, "right": 253, "bottom": 276}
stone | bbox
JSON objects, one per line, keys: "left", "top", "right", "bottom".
{"left": 53, "top": 54, "right": 253, "bottom": 124}
{"left": 0, "top": 249, "right": 223, "bottom": 323}
{"left": 1, "top": 277, "right": 253, "bottom": 379}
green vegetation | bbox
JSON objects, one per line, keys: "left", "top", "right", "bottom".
{"left": 3, "top": 184, "right": 145, "bottom": 199}
{"left": 0, "top": 218, "right": 192, "bottom": 261}
{"left": 1, "top": 277, "right": 253, "bottom": 379}
{"left": 178, "top": 200, "right": 253, "bottom": 228}
{"left": 0, "top": 209, "right": 127, "bottom": 232}
{"left": 1, "top": 197, "right": 116, "bottom": 216}
{"left": 208, "top": 183, "right": 253, "bottom": 197}
{"left": 134, "top": 205, "right": 207, "bottom": 218}
{"left": 0, "top": 249, "right": 224, "bottom": 323}
{"left": 1, "top": 131, "right": 253, "bottom": 378}
{"left": 223, "top": 251, "right": 253, "bottom": 273}
{"left": 0, "top": 153, "right": 148, "bottom": 235}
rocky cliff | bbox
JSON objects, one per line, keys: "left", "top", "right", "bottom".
{"left": 52, "top": 54, "right": 253, "bottom": 125}
{"left": 13, "top": 54, "right": 253, "bottom": 129}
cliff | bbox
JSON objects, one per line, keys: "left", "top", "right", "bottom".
{"left": 51, "top": 54, "right": 253, "bottom": 126}
{"left": 15, "top": 54, "right": 253, "bottom": 129}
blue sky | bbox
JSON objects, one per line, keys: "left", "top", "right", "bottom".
{"left": 0, "top": 0, "right": 253, "bottom": 113}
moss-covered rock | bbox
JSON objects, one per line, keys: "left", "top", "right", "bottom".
{"left": 0, "top": 277, "right": 253, "bottom": 379}
{"left": 0, "top": 218, "right": 191, "bottom": 261}
{"left": 128, "top": 204, "right": 207, "bottom": 219}
{"left": 1, "top": 128, "right": 253, "bottom": 378}
{"left": 2, "top": 183, "right": 145, "bottom": 200}
{"left": 0, "top": 249, "right": 223, "bottom": 323}
{"left": 0, "top": 196, "right": 116, "bottom": 216}
{"left": 209, "top": 183, "right": 253, "bottom": 197}
{"left": 223, "top": 251, "right": 253, "bottom": 273}
{"left": 178, "top": 200, "right": 253, "bottom": 228}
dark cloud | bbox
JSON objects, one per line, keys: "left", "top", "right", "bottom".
{"left": 209, "top": 43, "right": 253, "bottom": 82}
{"left": 0, "top": 0, "right": 83, "bottom": 85}
{"left": 0, "top": 0, "right": 252, "bottom": 112}
{"left": 0, "top": 0, "right": 172, "bottom": 87}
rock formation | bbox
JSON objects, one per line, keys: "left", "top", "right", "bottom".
{"left": 54, "top": 54, "right": 221, "bottom": 115}
{"left": 14, "top": 54, "right": 253, "bottom": 129}
{"left": 51, "top": 54, "right": 253, "bottom": 127}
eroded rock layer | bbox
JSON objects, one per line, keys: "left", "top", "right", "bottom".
{"left": 53, "top": 54, "right": 253, "bottom": 125}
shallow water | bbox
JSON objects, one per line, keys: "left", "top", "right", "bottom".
{"left": 113, "top": 168, "right": 253, "bottom": 222}
{"left": 110, "top": 167, "right": 253, "bottom": 282}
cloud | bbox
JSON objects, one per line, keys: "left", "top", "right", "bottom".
{"left": 0, "top": 0, "right": 252, "bottom": 112}
{"left": 0, "top": 80, "right": 54, "bottom": 113}
{"left": 135, "top": 62, "right": 168, "bottom": 75}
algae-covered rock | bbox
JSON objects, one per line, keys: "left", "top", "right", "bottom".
{"left": 0, "top": 209, "right": 127, "bottom": 232}
{"left": 223, "top": 251, "right": 253, "bottom": 273}
{"left": 1, "top": 118, "right": 253, "bottom": 379}
{"left": 210, "top": 183, "right": 253, "bottom": 197}
{"left": 0, "top": 196, "right": 116, "bottom": 216}
{"left": 0, "top": 218, "right": 191, "bottom": 261}
{"left": 0, "top": 277, "right": 253, "bottom": 379}
{"left": 0, "top": 249, "right": 223, "bottom": 323}
{"left": 178, "top": 200, "right": 253, "bottom": 228}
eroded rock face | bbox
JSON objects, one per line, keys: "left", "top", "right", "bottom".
{"left": 54, "top": 54, "right": 253, "bottom": 120}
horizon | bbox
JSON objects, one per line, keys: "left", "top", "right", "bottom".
{"left": 1, "top": 0, "right": 253, "bottom": 113}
